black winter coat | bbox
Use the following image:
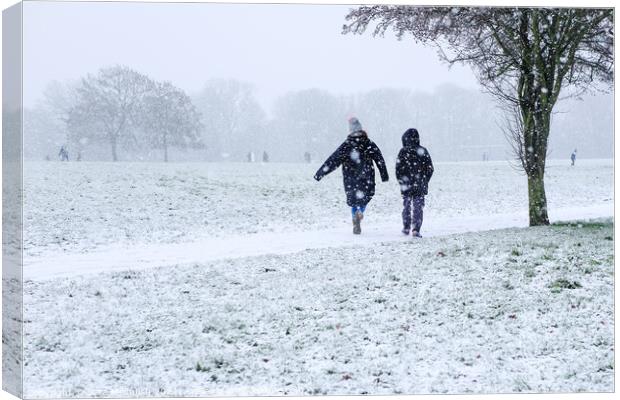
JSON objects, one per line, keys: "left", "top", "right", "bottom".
{"left": 314, "top": 131, "right": 389, "bottom": 207}
{"left": 395, "top": 128, "right": 434, "bottom": 196}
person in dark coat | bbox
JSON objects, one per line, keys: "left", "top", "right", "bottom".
{"left": 396, "top": 128, "right": 434, "bottom": 237}
{"left": 314, "top": 117, "right": 389, "bottom": 234}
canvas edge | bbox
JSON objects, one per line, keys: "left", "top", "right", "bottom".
{"left": 2, "top": 1, "right": 24, "bottom": 398}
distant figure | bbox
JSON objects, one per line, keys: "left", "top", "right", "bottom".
{"left": 58, "top": 145, "right": 69, "bottom": 161}
{"left": 304, "top": 151, "right": 312, "bottom": 163}
{"left": 45, "top": 155, "right": 50, "bottom": 161}
{"left": 396, "top": 128, "right": 434, "bottom": 238}
{"left": 77, "top": 151, "right": 82, "bottom": 162}
{"left": 314, "top": 117, "right": 389, "bottom": 235}
{"left": 571, "top": 149, "right": 577, "bottom": 166}
{"left": 247, "top": 151, "right": 255, "bottom": 163}
{"left": 262, "top": 151, "right": 269, "bottom": 163}
{"left": 482, "top": 152, "right": 488, "bottom": 162}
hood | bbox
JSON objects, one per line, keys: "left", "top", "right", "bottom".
{"left": 347, "top": 130, "right": 370, "bottom": 152}
{"left": 402, "top": 128, "right": 420, "bottom": 148}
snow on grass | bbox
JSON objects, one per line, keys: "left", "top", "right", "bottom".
{"left": 23, "top": 220, "right": 614, "bottom": 397}
{"left": 23, "top": 159, "right": 613, "bottom": 257}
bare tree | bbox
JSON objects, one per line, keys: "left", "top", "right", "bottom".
{"left": 141, "top": 81, "right": 203, "bottom": 162}
{"left": 272, "top": 89, "right": 346, "bottom": 160}
{"left": 344, "top": 6, "right": 613, "bottom": 225}
{"left": 68, "top": 65, "right": 154, "bottom": 161}
{"left": 193, "top": 79, "right": 265, "bottom": 161}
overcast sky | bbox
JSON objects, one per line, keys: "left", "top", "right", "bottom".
{"left": 23, "top": 1, "right": 480, "bottom": 111}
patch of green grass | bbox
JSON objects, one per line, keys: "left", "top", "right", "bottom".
{"left": 195, "top": 362, "right": 210, "bottom": 372}
{"left": 541, "top": 253, "right": 555, "bottom": 261}
{"left": 549, "top": 278, "right": 582, "bottom": 292}
{"left": 513, "top": 377, "right": 532, "bottom": 392}
{"left": 511, "top": 248, "right": 522, "bottom": 257}
{"left": 552, "top": 220, "right": 612, "bottom": 229}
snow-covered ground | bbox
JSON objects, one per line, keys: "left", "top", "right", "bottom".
{"left": 23, "top": 221, "right": 614, "bottom": 397}
{"left": 23, "top": 203, "right": 612, "bottom": 280}
{"left": 23, "top": 159, "right": 613, "bottom": 258}
{"left": 19, "top": 159, "right": 614, "bottom": 396}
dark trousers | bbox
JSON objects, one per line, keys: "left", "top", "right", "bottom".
{"left": 402, "top": 195, "right": 425, "bottom": 232}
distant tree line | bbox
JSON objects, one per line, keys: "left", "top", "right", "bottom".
{"left": 28, "top": 66, "right": 203, "bottom": 162}
{"left": 24, "top": 65, "right": 612, "bottom": 163}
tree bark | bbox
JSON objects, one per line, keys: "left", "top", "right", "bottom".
{"left": 163, "top": 133, "right": 168, "bottom": 162}
{"left": 523, "top": 109, "right": 551, "bottom": 226}
{"left": 110, "top": 135, "right": 118, "bottom": 162}
{"left": 527, "top": 171, "right": 549, "bottom": 225}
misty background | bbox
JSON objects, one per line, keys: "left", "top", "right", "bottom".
{"left": 22, "top": 1, "right": 613, "bottom": 163}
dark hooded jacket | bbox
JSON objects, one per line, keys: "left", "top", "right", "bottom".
{"left": 314, "top": 131, "right": 389, "bottom": 207}
{"left": 395, "top": 128, "right": 434, "bottom": 196}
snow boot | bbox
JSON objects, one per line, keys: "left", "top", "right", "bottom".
{"left": 402, "top": 228, "right": 410, "bottom": 235}
{"left": 411, "top": 231, "right": 422, "bottom": 238}
{"left": 353, "top": 211, "right": 363, "bottom": 234}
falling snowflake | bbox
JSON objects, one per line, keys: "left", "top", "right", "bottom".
{"left": 322, "top": 166, "right": 329, "bottom": 172}
{"left": 417, "top": 148, "right": 425, "bottom": 156}
{"left": 355, "top": 190, "right": 365, "bottom": 199}
{"left": 350, "top": 150, "right": 360, "bottom": 163}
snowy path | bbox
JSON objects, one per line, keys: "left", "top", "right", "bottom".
{"left": 24, "top": 203, "right": 612, "bottom": 280}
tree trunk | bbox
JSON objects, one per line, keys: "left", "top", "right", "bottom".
{"left": 163, "top": 134, "right": 168, "bottom": 162}
{"left": 527, "top": 171, "right": 549, "bottom": 225}
{"left": 523, "top": 110, "right": 551, "bottom": 226}
{"left": 110, "top": 135, "right": 118, "bottom": 162}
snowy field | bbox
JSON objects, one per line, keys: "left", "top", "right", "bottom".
{"left": 23, "top": 221, "right": 613, "bottom": 397}
{"left": 23, "top": 159, "right": 613, "bottom": 258}
{"left": 20, "top": 159, "right": 614, "bottom": 396}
